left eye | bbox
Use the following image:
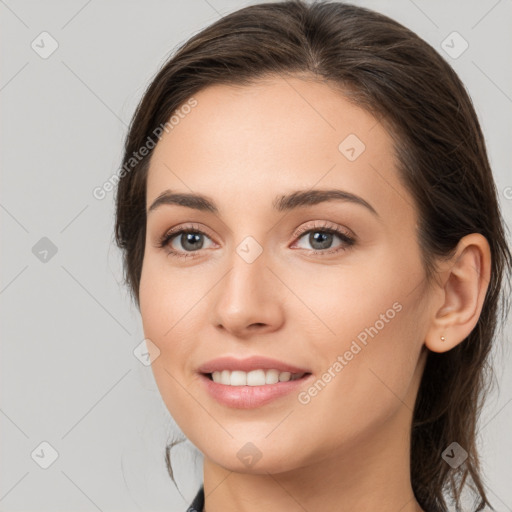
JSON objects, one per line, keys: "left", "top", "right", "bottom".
{"left": 293, "top": 228, "right": 354, "bottom": 252}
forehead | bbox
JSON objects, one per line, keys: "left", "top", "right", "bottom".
{"left": 146, "top": 76, "right": 410, "bottom": 223}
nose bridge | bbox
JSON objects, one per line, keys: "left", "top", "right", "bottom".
{"left": 235, "top": 238, "right": 268, "bottom": 290}
{"left": 220, "top": 237, "right": 271, "bottom": 307}
{"left": 211, "top": 234, "right": 284, "bottom": 334}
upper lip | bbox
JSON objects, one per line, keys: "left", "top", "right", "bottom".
{"left": 197, "top": 356, "right": 311, "bottom": 374}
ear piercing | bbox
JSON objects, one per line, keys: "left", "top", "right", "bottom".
{"left": 440, "top": 336, "right": 446, "bottom": 342}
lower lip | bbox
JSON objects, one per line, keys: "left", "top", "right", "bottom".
{"left": 199, "top": 373, "right": 313, "bottom": 409}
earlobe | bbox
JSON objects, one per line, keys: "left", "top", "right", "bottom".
{"left": 424, "top": 233, "right": 491, "bottom": 354}
{"left": 425, "top": 332, "right": 454, "bottom": 354}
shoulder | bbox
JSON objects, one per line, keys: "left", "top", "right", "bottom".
{"left": 186, "top": 485, "right": 204, "bottom": 512}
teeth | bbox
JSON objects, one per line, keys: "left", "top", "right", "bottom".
{"left": 210, "top": 369, "right": 306, "bottom": 386}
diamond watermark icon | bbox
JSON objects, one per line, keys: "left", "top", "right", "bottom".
{"left": 32, "top": 237, "right": 58, "bottom": 263}
{"left": 237, "top": 442, "right": 263, "bottom": 468}
{"left": 236, "top": 236, "right": 263, "bottom": 264}
{"left": 442, "top": 441, "right": 468, "bottom": 469}
{"left": 31, "top": 32, "right": 59, "bottom": 59}
{"left": 133, "top": 338, "right": 161, "bottom": 366}
{"left": 31, "top": 441, "right": 59, "bottom": 469}
{"left": 338, "top": 134, "right": 366, "bottom": 161}
{"left": 441, "top": 31, "right": 468, "bottom": 59}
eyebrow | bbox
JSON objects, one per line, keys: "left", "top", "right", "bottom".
{"left": 147, "top": 188, "right": 378, "bottom": 216}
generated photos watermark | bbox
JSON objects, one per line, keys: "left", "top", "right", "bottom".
{"left": 92, "top": 97, "right": 198, "bottom": 200}
{"left": 298, "top": 301, "right": 403, "bottom": 405}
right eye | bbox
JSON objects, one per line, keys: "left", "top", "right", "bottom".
{"left": 158, "top": 227, "right": 215, "bottom": 259}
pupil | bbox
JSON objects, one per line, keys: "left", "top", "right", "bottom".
{"left": 182, "top": 232, "right": 203, "bottom": 251}
{"left": 310, "top": 231, "right": 332, "bottom": 250}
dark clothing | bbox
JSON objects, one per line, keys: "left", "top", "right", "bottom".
{"left": 186, "top": 485, "right": 204, "bottom": 512}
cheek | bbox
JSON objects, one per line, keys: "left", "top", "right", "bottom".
{"left": 288, "top": 244, "right": 423, "bottom": 351}
{"left": 289, "top": 247, "right": 427, "bottom": 427}
{"left": 139, "top": 254, "right": 208, "bottom": 345}
{"left": 138, "top": 256, "right": 214, "bottom": 420}
{"left": 298, "top": 291, "right": 426, "bottom": 458}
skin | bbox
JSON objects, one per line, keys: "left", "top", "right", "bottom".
{"left": 139, "top": 75, "right": 491, "bottom": 512}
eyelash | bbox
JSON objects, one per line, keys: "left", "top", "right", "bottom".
{"left": 157, "top": 221, "right": 356, "bottom": 260}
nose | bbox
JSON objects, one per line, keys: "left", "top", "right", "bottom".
{"left": 210, "top": 246, "right": 285, "bottom": 338}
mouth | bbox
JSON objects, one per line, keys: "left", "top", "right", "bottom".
{"left": 196, "top": 356, "right": 313, "bottom": 408}
{"left": 202, "top": 369, "right": 311, "bottom": 386}
{"left": 198, "top": 370, "right": 314, "bottom": 409}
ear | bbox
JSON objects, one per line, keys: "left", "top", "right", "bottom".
{"left": 424, "top": 233, "right": 491, "bottom": 353}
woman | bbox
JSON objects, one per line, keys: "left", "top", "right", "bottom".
{"left": 114, "top": 1, "right": 511, "bottom": 510}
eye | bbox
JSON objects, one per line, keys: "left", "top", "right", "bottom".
{"left": 157, "top": 224, "right": 215, "bottom": 259}
{"left": 157, "top": 221, "right": 356, "bottom": 260}
{"left": 292, "top": 221, "right": 355, "bottom": 255}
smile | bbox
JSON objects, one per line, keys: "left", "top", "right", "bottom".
{"left": 199, "top": 371, "right": 313, "bottom": 409}
{"left": 208, "top": 369, "right": 307, "bottom": 386}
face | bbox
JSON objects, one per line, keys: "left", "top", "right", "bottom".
{"left": 139, "top": 76, "right": 432, "bottom": 474}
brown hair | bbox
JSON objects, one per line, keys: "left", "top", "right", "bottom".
{"left": 114, "top": 1, "right": 512, "bottom": 510}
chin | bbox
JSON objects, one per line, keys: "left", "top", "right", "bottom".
{"left": 201, "top": 438, "right": 309, "bottom": 476}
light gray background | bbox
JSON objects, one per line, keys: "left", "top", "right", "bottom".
{"left": 1, "top": 1, "right": 511, "bottom": 511}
